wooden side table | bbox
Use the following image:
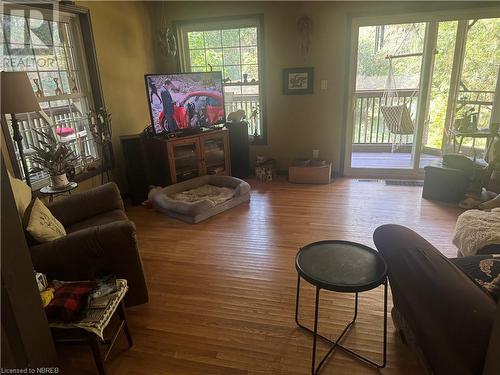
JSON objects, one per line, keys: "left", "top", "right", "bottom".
{"left": 49, "top": 279, "right": 132, "bottom": 375}
{"left": 40, "top": 181, "right": 78, "bottom": 203}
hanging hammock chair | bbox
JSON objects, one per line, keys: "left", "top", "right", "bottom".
{"left": 380, "top": 58, "right": 416, "bottom": 152}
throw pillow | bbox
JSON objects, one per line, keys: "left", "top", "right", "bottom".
{"left": 7, "top": 170, "right": 32, "bottom": 220}
{"left": 23, "top": 198, "right": 66, "bottom": 243}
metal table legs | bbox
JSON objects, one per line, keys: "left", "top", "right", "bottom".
{"left": 295, "top": 275, "right": 388, "bottom": 374}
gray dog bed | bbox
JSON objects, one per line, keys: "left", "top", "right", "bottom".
{"left": 152, "top": 175, "right": 251, "bottom": 223}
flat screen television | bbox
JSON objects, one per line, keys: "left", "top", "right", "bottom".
{"left": 145, "top": 72, "right": 226, "bottom": 135}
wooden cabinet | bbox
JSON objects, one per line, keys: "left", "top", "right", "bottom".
{"left": 145, "top": 129, "right": 231, "bottom": 185}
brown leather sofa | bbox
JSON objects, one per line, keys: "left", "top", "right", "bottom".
{"left": 373, "top": 224, "right": 498, "bottom": 375}
{"left": 29, "top": 182, "right": 148, "bottom": 307}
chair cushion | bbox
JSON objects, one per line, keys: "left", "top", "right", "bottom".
{"left": 24, "top": 198, "right": 66, "bottom": 243}
{"left": 8, "top": 170, "right": 32, "bottom": 220}
{"left": 65, "top": 209, "right": 128, "bottom": 233}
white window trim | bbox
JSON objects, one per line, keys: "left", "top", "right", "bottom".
{"left": 176, "top": 15, "right": 267, "bottom": 143}
{"left": 1, "top": 4, "right": 99, "bottom": 189}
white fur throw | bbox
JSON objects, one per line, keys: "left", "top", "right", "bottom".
{"left": 169, "top": 184, "right": 235, "bottom": 206}
{"left": 453, "top": 208, "right": 500, "bottom": 256}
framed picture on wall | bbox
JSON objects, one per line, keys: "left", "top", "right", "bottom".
{"left": 283, "top": 67, "right": 314, "bottom": 95}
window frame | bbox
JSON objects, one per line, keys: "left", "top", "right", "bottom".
{"left": 1, "top": 2, "right": 109, "bottom": 189}
{"left": 175, "top": 14, "right": 267, "bottom": 145}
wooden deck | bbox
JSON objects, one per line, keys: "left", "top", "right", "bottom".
{"left": 351, "top": 152, "right": 441, "bottom": 169}
{"left": 58, "top": 178, "right": 462, "bottom": 375}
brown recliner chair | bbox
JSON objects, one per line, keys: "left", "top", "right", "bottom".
{"left": 29, "top": 182, "right": 148, "bottom": 307}
{"left": 373, "top": 224, "right": 498, "bottom": 375}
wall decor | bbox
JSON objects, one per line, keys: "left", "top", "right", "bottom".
{"left": 283, "top": 67, "right": 314, "bottom": 95}
{"left": 297, "top": 16, "right": 313, "bottom": 58}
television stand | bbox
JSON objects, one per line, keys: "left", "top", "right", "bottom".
{"left": 143, "top": 128, "right": 231, "bottom": 185}
{"left": 173, "top": 126, "right": 222, "bottom": 138}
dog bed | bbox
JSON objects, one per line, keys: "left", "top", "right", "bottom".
{"left": 152, "top": 175, "right": 251, "bottom": 223}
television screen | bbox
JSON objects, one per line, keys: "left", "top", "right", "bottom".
{"left": 145, "top": 72, "right": 225, "bottom": 135}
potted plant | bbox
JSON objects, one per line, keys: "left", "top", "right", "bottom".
{"left": 31, "top": 130, "right": 79, "bottom": 188}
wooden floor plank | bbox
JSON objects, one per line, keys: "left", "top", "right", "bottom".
{"left": 58, "top": 177, "right": 462, "bottom": 374}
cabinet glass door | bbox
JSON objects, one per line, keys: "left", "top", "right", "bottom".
{"left": 172, "top": 141, "right": 200, "bottom": 182}
{"left": 202, "top": 135, "right": 227, "bottom": 175}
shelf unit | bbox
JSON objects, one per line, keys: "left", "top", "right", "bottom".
{"left": 144, "top": 129, "right": 231, "bottom": 185}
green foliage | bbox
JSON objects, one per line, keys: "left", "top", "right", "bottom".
{"left": 222, "top": 29, "right": 239, "bottom": 47}
{"left": 30, "top": 130, "right": 78, "bottom": 176}
{"left": 188, "top": 32, "right": 204, "bottom": 49}
{"left": 356, "top": 18, "right": 500, "bottom": 150}
{"left": 187, "top": 27, "right": 259, "bottom": 73}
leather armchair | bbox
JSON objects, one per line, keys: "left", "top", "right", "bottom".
{"left": 373, "top": 224, "right": 497, "bottom": 375}
{"left": 29, "top": 182, "right": 148, "bottom": 307}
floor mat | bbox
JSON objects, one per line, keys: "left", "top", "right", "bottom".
{"left": 385, "top": 180, "right": 424, "bottom": 186}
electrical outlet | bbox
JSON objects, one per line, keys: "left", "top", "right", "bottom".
{"left": 320, "top": 80, "right": 328, "bottom": 90}
{"left": 313, "top": 149, "right": 319, "bottom": 159}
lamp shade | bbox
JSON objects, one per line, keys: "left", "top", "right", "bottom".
{"left": 1, "top": 71, "right": 41, "bottom": 114}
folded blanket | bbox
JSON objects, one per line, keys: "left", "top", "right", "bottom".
{"left": 45, "top": 281, "right": 96, "bottom": 322}
{"left": 453, "top": 209, "right": 500, "bottom": 256}
{"left": 169, "top": 184, "right": 235, "bottom": 206}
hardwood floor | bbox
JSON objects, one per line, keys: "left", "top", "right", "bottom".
{"left": 58, "top": 177, "right": 463, "bottom": 375}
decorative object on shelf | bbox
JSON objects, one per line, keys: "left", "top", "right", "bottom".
{"left": 81, "top": 155, "right": 99, "bottom": 171}
{"left": 33, "top": 78, "right": 44, "bottom": 98}
{"left": 70, "top": 73, "right": 78, "bottom": 93}
{"left": 87, "top": 107, "right": 113, "bottom": 184}
{"left": 158, "top": 23, "right": 177, "bottom": 57}
{"left": 30, "top": 130, "right": 78, "bottom": 188}
{"left": 297, "top": 16, "right": 312, "bottom": 58}
{"left": 1, "top": 71, "right": 42, "bottom": 187}
{"left": 243, "top": 73, "right": 248, "bottom": 83}
{"left": 53, "top": 77, "right": 62, "bottom": 96}
{"left": 250, "top": 104, "right": 260, "bottom": 138}
{"left": 283, "top": 67, "right": 314, "bottom": 95}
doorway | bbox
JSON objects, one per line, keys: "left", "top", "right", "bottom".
{"left": 344, "top": 10, "right": 500, "bottom": 178}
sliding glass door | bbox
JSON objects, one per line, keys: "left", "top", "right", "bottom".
{"left": 419, "top": 18, "right": 500, "bottom": 167}
{"left": 350, "top": 22, "right": 425, "bottom": 170}
{"left": 345, "top": 10, "right": 500, "bottom": 178}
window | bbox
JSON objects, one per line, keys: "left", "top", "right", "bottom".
{"left": 1, "top": 4, "right": 101, "bottom": 189}
{"left": 178, "top": 16, "right": 266, "bottom": 143}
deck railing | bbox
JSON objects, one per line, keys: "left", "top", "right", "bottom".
{"left": 224, "top": 94, "right": 261, "bottom": 137}
{"left": 353, "top": 88, "right": 495, "bottom": 150}
{"left": 7, "top": 105, "right": 98, "bottom": 186}
{"left": 353, "top": 89, "right": 418, "bottom": 147}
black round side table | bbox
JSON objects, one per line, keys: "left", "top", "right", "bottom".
{"left": 40, "top": 181, "right": 78, "bottom": 203}
{"left": 295, "top": 240, "right": 388, "bottom": 374}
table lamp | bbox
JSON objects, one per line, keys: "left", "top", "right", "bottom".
{"left": 1, "top": 71, "right": 41, "bottom": 187}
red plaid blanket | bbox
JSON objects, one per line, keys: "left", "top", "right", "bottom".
{"left": 45, "top": 281, "right": 96, "bottom": 322}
